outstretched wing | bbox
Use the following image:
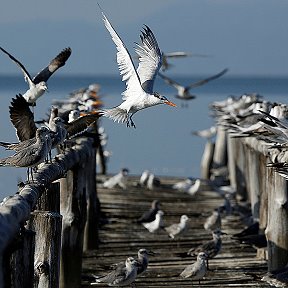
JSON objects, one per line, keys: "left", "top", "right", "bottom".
{"left": 187, "top": 68, "right": 228, "bottom": 89}
{"left": 158, "top": 72, "right": 182, "bottom": 90}
{"left": 135, "top": 25, "right": 162, "bottom": 94}
{"left": 102, "top": 12, "right": 143, "bottom": 100}
{"left": 0, "top": 47, "right": 34, "bottom": 88}
{"left": 32, "top": 47, "right": 72, "bottom": 84}
{"left": 9, "top": 94, "right": 37, "bottom": 141}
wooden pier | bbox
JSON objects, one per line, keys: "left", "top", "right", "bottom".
{"left": 81, "top": 175, "right": 270, "bottom": 287}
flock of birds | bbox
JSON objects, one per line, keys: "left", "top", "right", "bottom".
{"left": 0, "top": 9, "right": 228, "bottom": 183}
{"left": 211, "top": 93, "right": 288, "bottom": 180}
{"left": 2, "top": 7, "right": 286, "bottom": 288}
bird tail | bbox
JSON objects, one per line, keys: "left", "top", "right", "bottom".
{"left": 99, "top": 108, "right": 128, "bottom": 124}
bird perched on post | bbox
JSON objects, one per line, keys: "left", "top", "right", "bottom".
{"left": 99, "top": 11, "right": 176, "bottom": 128}
{"left": 0, "top": 46, "right": 72, "bottom": 105}
{"left": 180, "top": 252, "right": 208, "bottom": 284}
{"left": 0, "top": 126, "right": 52, "bottom": 181}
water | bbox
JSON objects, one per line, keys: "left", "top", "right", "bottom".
{"left": 0, "top": 74, "right": 287, "bottom": 200}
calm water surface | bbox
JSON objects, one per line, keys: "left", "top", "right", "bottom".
{"left": 0, "top": 75, "right": 287, "bottom": 200}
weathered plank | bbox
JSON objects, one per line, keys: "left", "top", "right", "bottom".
{"left": 81, "top": 176, "right": 270, "bottom": 287}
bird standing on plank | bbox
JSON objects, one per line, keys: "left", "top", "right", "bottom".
{"left": 100, "top": 12, "right": 176, "bottom": 128}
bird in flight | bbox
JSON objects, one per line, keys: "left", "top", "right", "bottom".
{"left": 100, "top": 12, "right": 176, "bottom": 128}
{"left": 0, "top": 46, "right": 72, "bottom": 105}
{"left": 159, "top": 68, "right": 228, "bottom": 105}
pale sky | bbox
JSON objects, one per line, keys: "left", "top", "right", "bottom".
{"left": 0, "top": 0, "right": 287, "bottom": 77}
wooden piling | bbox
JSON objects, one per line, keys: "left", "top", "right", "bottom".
{"left": 59, "top": 166, "right": 87, "bottom": 288}
{"left": 200, "top": 140, "right": 215, "bottom": 179}
{"left": 27, "top": 211, "right": 62, "bottom": 288}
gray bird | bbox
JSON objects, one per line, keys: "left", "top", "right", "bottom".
{"left": 110, "top": 248, "right": 155, "bottom": 276}
{"left": 187, "top": 229, "right": 224, "bottom": 270}
{"left": 0, "top": 126, "right": 51, "bottom": 181}
{"left": 204, "top": 208, "right": 222, "bottom": 231}
{"left": 159, "top": 68, "right": 228, "bottom": 102}
{"left": 165, "top": 215, "right": 189, "bottom": 239}
{"left": 0, "top": 46, "right": 71, "bottom": 105}
{"left": 180, "top": 252, "right": 208, "bottom": 284}
{"left": 91, "top": 256, "right": 138, "bottom": 286}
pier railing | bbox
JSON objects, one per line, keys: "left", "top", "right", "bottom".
{"left": 210, "top": 102, "right": 288, "bottom": 272}
{"left": 0, "top": 137, "right": 100, "bottom": 288}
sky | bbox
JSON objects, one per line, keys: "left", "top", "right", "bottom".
{"left": 0, "top": 0, "right": 287, "bottom": 77}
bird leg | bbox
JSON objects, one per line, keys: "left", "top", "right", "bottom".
{"left": 129, "top": 116, "right": 136, "bottom": 129}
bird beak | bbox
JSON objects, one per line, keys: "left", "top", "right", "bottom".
{"left": 148, "top": 250, "right": 156, "bottom": 256}
{"left": 165, "top": 100, "right": 177, "bottom": 107}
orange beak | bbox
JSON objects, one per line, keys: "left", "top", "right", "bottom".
{"left": 165, "top": 100, "right": 177, "bottom": 107}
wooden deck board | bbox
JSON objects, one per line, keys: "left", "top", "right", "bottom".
{"left": 81, "top": 176, "right": 271, "bottom": 287}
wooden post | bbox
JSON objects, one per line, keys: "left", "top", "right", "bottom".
{"left": 212, "top": 125, "right": 227, "bottom": 169}
{"left": 59, "top": 165, "right": 87, "bottom": 288}
{"left": 27, "top": 211, "right": 62, "bottom": 288}
{"left": 3, "top": 228, "right": 35, "bottom": 288}
{"left": 227, "top": 133, "right": 237, "bottom": 190}
{"left": 35, "top": 183, "right": 60, "bottom": 213}
{"left": 265, "top": 169, "right": 288, "bottom": 271}
{"left": 83, "top": 147, "right": 99, "bottom": 251}
{"left": 200, "top": 141, "right": 215, "bottom": 179}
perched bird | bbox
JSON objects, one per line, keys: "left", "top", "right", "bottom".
{"left": 172, "top": 178, "right": 194, "bottom": 192}
{"left": 180, "top": 252, "right": 208, "bottom": 284}
{"left": 103, "top": 168, "right": 129, "bottom": 189}
{"left": 165, "top": 215, "right": 189, "bottom": 239}
{"left": 185, "top": 229, "right": 225, "bottom": 270}
{"left": 146, "top": 173, "right": 161, "bottom": 190}
{"left": 159, "top": 68, "right": 228, "bottom": 103}
{"left": 110, "top": 248, "right": 155, "bottom": 276}
{"left": 142, "top": 210, "right": 164, "bottom": 233}
{"left": 187, "top": 179, "right": 202, "bottom": 196}
{"left": 204, "top": 208, "right": 222, "bottom": 231}
{"left": 91, "top": 256, "right": 138, "bottom": 286}
{"left": 192, "top": 126, "right": 217, "bottom": 140}
{"left": 136, "top": 200, "right": 161, "bottom": 224}
{"left": 0, "top": 126, "right": 51, "bottom": 181}
{"left": 100, "top": 12, "right": 176, "bottom": 128}
{"left": 0, "top": 46, "right": 72, "bottom": 105}
{"left": 139, "top": 170, "right": 150, "bottom": 186}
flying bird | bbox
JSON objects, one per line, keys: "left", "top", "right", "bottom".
{"left": 100, "top": 12, "right": 176, "bottom": 128}
{"left": 161, "top": 51, "right": 210, "bottom": 71}
{"left": 0, "top": 46, "right": 71, "bottom": 105}
{"left": 159, "top": 68, "right": 228, "bottom": 103}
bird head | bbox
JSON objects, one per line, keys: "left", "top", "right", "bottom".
{"left": 180, "top": 214, "right": 189, "bottom": 223}
{"left": 126, "top": 257, "right": 137, "bottom": 267}
{"left": 198, "top": 252, "right": 208, "bottom": 261}
{"left": 153, "top": 92, "right": 176, "bottom": 107}
{"left": 38, "top": 81, "right": 48, "bottom": 92}
{"left": 138, "top": 248, "right": 156, "bottom": 257}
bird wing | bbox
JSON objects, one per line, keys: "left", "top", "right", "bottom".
{"left": 187, "top": 68, "right": 228, "bottom": 89}
{"left": 135, "top": 25, "right": 162, "bottom": 94}
{"left": 102, "top": 12, "right": 143, "bottom": 100}
{"left": 65, "top": 113, "right": 99, "bottom": 138}
{"left": 137, "top": 209, "right": 156, "bottom": 224}
{"left": 9, "top": 94, "right": 37, "bottom": 141}
{"left": 0, "top": 47, "right": 34, "bottom": 87}
{"left": 32, "top": 47, "right": 72, "bottom": 84}
{"left": 158, "top": 72, "right": 182, "bottom": 90}
{"left": 180, "top": 263, "right": 197, "bottom": 278}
